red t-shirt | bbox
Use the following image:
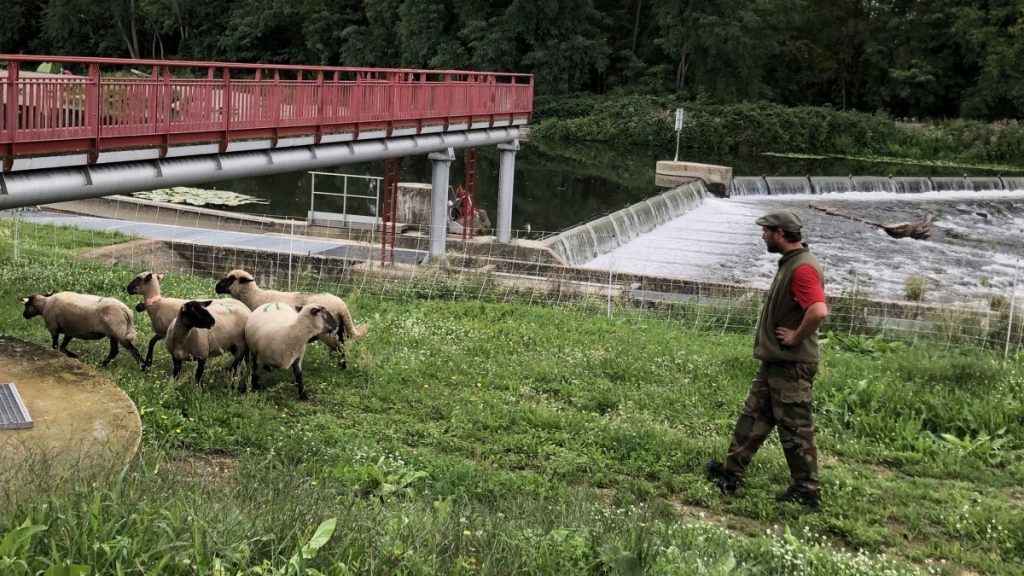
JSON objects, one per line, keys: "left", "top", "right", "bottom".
{"left": 790, "top": 264, "right": 826, "bottom": 310}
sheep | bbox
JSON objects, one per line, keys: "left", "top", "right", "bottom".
{"left": 21, "top": 291, "right": 144, "bottom": 369}
{"left": 244, "top": 302, "right": 340, "bottom": 400}
{"left": 126, "top": 271, "right": 189, "bottom": 371}
{"left": 215, "top": 269, "right": 367, "bottom": 368}
{"left": 164, "top": 298, "right": 251, "bottom": 384}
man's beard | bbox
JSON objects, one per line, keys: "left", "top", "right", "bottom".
{"left": 766, "top": 240, "right": 781, "bottom": 253}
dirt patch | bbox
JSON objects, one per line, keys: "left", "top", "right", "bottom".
{"left": 165, "top": 453, "right": 237, "bottom": 484}
{"left": 78, "top": 239, "right": 201, "bottom": 277}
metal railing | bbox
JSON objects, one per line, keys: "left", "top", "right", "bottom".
{"left": 1, "top": 54, "right": 533, "bottom": 171}
{"left": 308, "top": 172, "right": 383, "bottom": 231}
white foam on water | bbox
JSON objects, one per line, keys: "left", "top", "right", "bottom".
{"left": 585, "top": 191, "right": 1024, "bottom": 305}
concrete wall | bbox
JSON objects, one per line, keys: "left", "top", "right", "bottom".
{"left": 396, "top": 183, "right": 433, "bottom": 226}
{"left": 656, "top": 161, "right": 732, "bottom": 197}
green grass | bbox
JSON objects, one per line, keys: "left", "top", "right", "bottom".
{"left": 1, "top": 220, "right": 1023, "bottom": 575}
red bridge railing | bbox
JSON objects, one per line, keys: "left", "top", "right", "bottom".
{"left": 1, "top": 55, "right": 533, "bottom": 171}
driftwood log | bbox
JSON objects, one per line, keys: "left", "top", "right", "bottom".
{"left": 808, "top": 202, "right": 933, "bottom": 240}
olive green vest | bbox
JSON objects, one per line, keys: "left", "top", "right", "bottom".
{"left": 753, "top": 246, "right": 824, "bottom": 363}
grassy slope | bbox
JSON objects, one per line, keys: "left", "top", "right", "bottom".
{"left": 0, "top": 221, "right": 1022, "bottom": 575}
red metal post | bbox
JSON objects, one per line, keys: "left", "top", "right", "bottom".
{"left": 315, "top": 70, "right": 324, "bottom": 144}
{"left": 381, "top": 157, "right": 401, "bottom": 265}
{"left": 87, "top": 63, "right": 101, "bottom": 164}
{"left": 220, "top": 67, "right": 231, "bottom": 153}
{"left": 462, "top": 147, "right": 478, "bottom": 240}
{"left": 2, "top": 61, "right": 18, "bottom": 171}
{"left": 160, "top": 66, "right": 171, "bottom": 157}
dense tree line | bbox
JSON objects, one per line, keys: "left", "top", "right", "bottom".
{"left": 3, "top": 0, "right": 1022, "bottom": 120}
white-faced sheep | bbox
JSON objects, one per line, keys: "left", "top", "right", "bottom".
{"left": 21, "top": 291, "right": 144, "bottom": 368}
{"left": 244, "top": 302, "right": 340, "bottom": 400}
{"left": 215, "top": 269, "right": 366, "bottom": 368}
{"left": 164, "top": 299, "right": 251, "bottom": 384}
{"left": 126, "top": 271, "right": 189, "bottom": 371}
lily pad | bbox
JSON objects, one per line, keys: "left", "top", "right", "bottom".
{"left": 132, "top": 187, "right": 270, "bottom": 207}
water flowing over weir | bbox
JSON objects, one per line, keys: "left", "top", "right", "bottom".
{"left": 545, "top": 182, "right": 706, "bottom": 266}
{"left": 579, "top": 175, "right": 1024, "bottom": 305}
{"left": 732, "top": 175, "right": 1024, "bottom": 196}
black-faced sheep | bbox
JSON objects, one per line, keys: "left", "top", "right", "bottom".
{"left": 244, "top": 302, "right": 340, "bottom": 400}
{"left": 214, "top": 269, "right": 367, "bottom": 368}
{"left": 21, "top": 291, "right": 145, "bottom": 369}
{"left": 164, "top": 299, "right": 251, "bottom": 384}
{"left": 126, "top": 271, "right": 189, "bottom": 371}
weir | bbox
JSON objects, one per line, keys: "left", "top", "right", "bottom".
{"left": 580, "top": 172, "right": 1024, "bottom": 305}
{"left": 732, "top": 175, "right": 1024, "bottom": 196}
{"left": 545, "top": 181, "right": 706, "bottom": 267}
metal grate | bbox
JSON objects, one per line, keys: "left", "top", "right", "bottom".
{"left": 0, "top": 383, "right": 33, "bottom": 430}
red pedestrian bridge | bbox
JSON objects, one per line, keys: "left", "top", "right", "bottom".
{"left": 2, "top": 55, "right": 531, "bottom": 170}
{"left": 0, "top": 55, "right": 532, "bottom": 238}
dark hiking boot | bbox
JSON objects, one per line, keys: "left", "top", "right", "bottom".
{"left": 775, "top": 486, "right": 821, "bottom": 508}
{"left": 705, "top": 460, "right": 742, "bottom": 494}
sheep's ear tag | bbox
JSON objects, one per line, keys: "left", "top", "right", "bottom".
{"left": 239, "top": 277, "right": 253, "bottom": 284}
{"left": 20, "top": 297, "right": 29, "bottom": 304}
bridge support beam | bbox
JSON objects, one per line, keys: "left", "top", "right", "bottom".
{"left": 0, "top": 128, "right": 519, "bottom": 211}
{"left": 428, "top": 147, "right": 455, "bottom": 259}
{"left": 496, "top": 139, "right": 519, "bottom": 243}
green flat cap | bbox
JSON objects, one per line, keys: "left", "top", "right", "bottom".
{"left": 756, "top": 209, "right": 802, "bottom": 232}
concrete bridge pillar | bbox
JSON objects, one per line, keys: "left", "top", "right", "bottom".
{"left": 428, "top": 147, "right": 455, "bottom": 258}
{"left": 496, "top": 139, "right": 520, "bottom": 243}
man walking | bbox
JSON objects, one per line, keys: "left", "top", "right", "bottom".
{"left": 706, "top": 208, "right": 828, "bottom": 508}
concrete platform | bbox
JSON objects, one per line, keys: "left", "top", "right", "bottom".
{"left": 0, "top": 336, "right": 141, "bottom": 492}
{"left": 656, "top": 161, "right": 732, "bottom": 197}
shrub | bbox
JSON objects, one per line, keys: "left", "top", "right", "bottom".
{"left": 904, "top": 274, "right": 927, "bottom": 302}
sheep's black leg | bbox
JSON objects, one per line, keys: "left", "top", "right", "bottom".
{"left": 143, "top": 334, "right": 162, "bottom": 371}
{"left": 321, "top": 331, "right": 347, "bottom": 369}
{"left": 337, "top": 328, "right": 347, "bottom": 370}
{"left": 194, "top": 359, "right": 206, "bottom": 385}
{"left": 121, "top": 340, "right": 144, "bottom": 369}
{"left": 292, "top": 363, "right": 308, "bottom": 400}
{"left": 172, "top": 358, "right": 184, "bottom": 379}
{"left": 59, "top": 334, "right": 78, "bottom": 358}
{"left": 228, "top": 347, "right": 246, "bottom": 375}
{"left": 100, "top": 338, "right": 119, "bottom": 366}
{"left": 50, "top": 331, "right": 60, "bottom": 351}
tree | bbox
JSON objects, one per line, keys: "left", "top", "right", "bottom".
{"left": 217, "top": 0, "right": 310, "bottom": 63}
{"left": 504, "top": 0, "right": 611, "bottom": 94}
{"left": 337, "top": 0, "right": 401, "bottom": 67}
{"left": 0, "top": 0, "right": 48, "bottom": 54}
{"left": 42, "top": 0, "right": 153, "bottom": 58}
{"left": 954, "top": 0, "right": 1024, "bottom": 119}
{"left": 653, "top": 0, "right": 802, "bottom": 102}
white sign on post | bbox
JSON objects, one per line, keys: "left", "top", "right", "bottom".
{"left": 673, "top": 109, "right": 685, "bottom": 161}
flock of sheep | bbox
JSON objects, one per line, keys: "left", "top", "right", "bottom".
{"left": 19, "top": 269, "right": 368, "bottom": 400}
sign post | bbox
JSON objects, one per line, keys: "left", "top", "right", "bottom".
{"left": 674, "top": 108, "right": 685, "bottom": 161}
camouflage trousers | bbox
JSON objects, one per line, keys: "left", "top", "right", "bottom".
{"left": 724, "top": 361, "right": 819, "bottom": 492}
